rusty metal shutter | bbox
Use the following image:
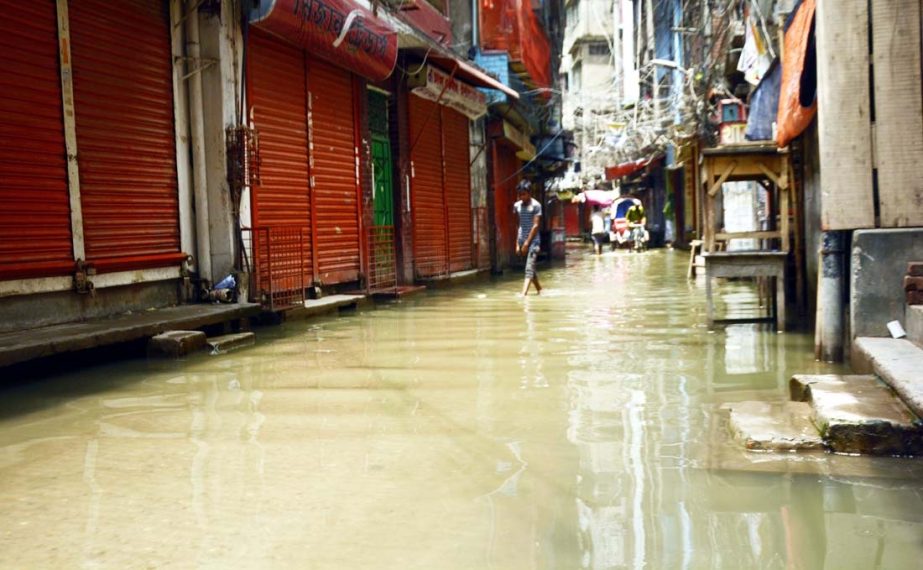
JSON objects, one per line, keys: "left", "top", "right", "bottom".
{"left": 442, "top": 108, "right": 473, "bottom": 273}
{"left": 248, "top": 30, "right": 313, "bottom": 286}
{"left": 408, "top": 96, "right": 447, "bottom": 279}
{"left": 0, "top": 1, "right": 74, "bottom": 280}
{"left": 308, "top": 59, "right": 361, "bottom": 285}
{"left": 69, "top": 0, "right": 183, "bottom": 273}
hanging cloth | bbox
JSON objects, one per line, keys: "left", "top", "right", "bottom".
{"left": 776, "top": 0, "right": 817, "bottom": 147}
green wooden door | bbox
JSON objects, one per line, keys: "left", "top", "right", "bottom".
{"left": 368, "top": 90, "right": 393, "bottom": 227}
{"left": 371, "top": 135, "right": 393, "bottom": 226}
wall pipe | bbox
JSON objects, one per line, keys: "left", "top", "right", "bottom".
{"left": 816, "top": 230, "right": 846, "bottom": 362}
{"left": 185, "top": 3, "right": 213, "bottom": 283}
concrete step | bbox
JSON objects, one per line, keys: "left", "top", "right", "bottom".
{"left": 907, "top": 305, "right": 923, "bottom": 346}
{"left": 853, "top": 337, "right": 923, "bottom": 420}
{"left": 206, "top": 332, "right": 256, "bottom": 354}
{"left": 722, "top": 401, "right": 824, "bottom": 452}
{"left": 147, "top": 330, "right": 206, "bottom": 358}
{"left": 791, "top": 374, "right": 923, "bottom": 455}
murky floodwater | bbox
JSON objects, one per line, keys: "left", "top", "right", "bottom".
{"left": 2, "top": 249, "right": 923, "bottom": 569}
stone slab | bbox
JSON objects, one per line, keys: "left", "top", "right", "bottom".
{"left": 792, "top": 374, "right": 923, "bottom": 455}
{"left": 148, "top": 330, "right": 207, "bottom": 359}
{"left": 283, "top": 295, "right": 367, "bottom": 321}
{"left": 853, "top": 337, "right": 923, "bottom": 420}
{"left": 907, "top": 305, "right": 923, "bottom": 346}
{"left": 723, "top": 401, "right": 824, "bottom": 452}
{"left": 0, "top": 303, "right": 260, "bottom": 368}
{"left": 207, "top": 332, "right": 256, "bottom": 354}
{"left": 850, "top": 228, "right": 923, "bottom": 337}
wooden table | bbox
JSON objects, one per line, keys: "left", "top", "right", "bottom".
{"left": 702, "top": 251, "right": 788, "bottom": 331}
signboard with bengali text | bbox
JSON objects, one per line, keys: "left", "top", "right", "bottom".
{"left": 250, "top": 0, "right": 398, "bottom": 82}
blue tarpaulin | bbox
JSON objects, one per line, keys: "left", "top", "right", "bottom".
{"left": 746, "top": 59, "right": 781, "bottom": 141}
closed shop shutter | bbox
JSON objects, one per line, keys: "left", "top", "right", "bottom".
{"left": 248, "top": 30, "right": 313, "bottom": 286}
{"left": 0, "top": 1, "right": 73, "bottom": 280}
{"left": 308, "top": 60, "right": 361, "bottom": 284}
{"left": 493, "top": 144, "right": 521, "bottom": 269}
{"left": 408, "top": 96, "right": 447, "bottom": 279}
{"left": 442, "top": 108, "right": 473, "bottom": 273}
{"left": 69, "top": 0, "right": 182, "bottom": 273}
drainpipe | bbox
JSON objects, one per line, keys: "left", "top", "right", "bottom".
{"left": 471, "top": 0, "right": 479, "bottom": 50}
{"left": 816, "top": 230, "right": 846, "bottom": 362}
{"left": 185, "top": 5, "right": 213, "bottom": 283}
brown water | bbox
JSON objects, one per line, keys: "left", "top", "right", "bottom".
{"left": 2, "top": 249, "right": 923, "bottom": 569}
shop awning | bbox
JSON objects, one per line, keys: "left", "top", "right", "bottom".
{"left": 249, "top": 0, "right": 399, "bottom": 82}
{"left": 408, "top": 64, "right": 488, "bottom": 120}
{"left": 424, "top": 52, "right": 520, "bottom": 100}
{"left": 604, "top": 158, "right": 651, "bottom": 181}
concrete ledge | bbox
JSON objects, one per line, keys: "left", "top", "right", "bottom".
{"left": 0, "top": 303, "right": 260, "bottom": 368}
{"left": 854, "top": 337, "right": 923, "bottom": 419}
{"left": 418, "top": 269, "right": 489, "bottom": 289}
{"left": 723, "top": 401, "right": 824, "bottom": 452}
{"left": 207, "top": 332, "right": 256, "bottom": 354}
{"left": 851, "top": 228, "right": 923, "bottom": 338}
{"left": 369, "top": 285, "right": 427, "bottom": 300}
{"left": 281, "top": 294, "right": 367, "bottom": 321}
{"left": 793, "top": 374, "right": 923, "bottom": 455}
{"left": 148, "top": 330, "right": 207, "bottom": 359}
{"left": 907, "top": 305, "right": 923, "bottom": 346}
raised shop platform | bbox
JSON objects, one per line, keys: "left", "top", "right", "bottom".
{"left": 0, "top": 302, "right": 260, "bottom": 368}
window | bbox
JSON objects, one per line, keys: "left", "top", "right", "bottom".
{"left": 572, "top": 62, "right": 582, "bottom": 91}
{"left": 588, "top": 42, "right": 610, "bottom": 58}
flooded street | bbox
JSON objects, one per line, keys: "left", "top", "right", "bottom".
{"left": 2, "top": 249, "right": 923, "bottom": 569}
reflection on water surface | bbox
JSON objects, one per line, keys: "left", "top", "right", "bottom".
{"left": 1, "top": 250, "right": 921, "bottom": 569}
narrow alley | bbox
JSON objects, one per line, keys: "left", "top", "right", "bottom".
{"left": 2, "top": 250, "right": 921, "bottom": 569}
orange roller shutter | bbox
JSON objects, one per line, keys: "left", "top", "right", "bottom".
{"left": 69, "top": 0, "right": 184, "bottom": 273}
{"left": 408, "top": 96, "right": 447, "bottom": 279}
{"left": 0, "top": 0, "right": 74, "bottom": 280}
{"left": 308, "top": 60, "right": 361, "bottom": 285}
{"left": 442, "top": 108, "right": 473, "bottom": 273}
{"left": 248, "top": 29, "right": 314, "bottom": 286}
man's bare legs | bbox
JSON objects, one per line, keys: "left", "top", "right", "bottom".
{"left": 521, "top": 274, "right": 542, "bottom": 296}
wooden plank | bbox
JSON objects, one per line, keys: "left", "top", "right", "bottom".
{"left": 872, "top": 0, "right": 923, "bottom": 226}
{"left": 707, "top": 160, "right": 736, "bottom": 196}
{"left": 715, "top": 231, "right": 782, "bottom": 241}
{"left": 815, "top": 0, "right": 875, "bottom": 229}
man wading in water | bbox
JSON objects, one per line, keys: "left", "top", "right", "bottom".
{"left": 514, "top": 180, "right": 542, "bottom": 296}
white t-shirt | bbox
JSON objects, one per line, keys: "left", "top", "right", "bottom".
{"left": 591, "top": 212, "right": 605, "bottom": 234}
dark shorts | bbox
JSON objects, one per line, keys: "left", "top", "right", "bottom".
{"left": 592, "top": 232, "right": 607, "bottom": 246}
{"left": 521, "top": 243, "right": 539, "bottom": 279}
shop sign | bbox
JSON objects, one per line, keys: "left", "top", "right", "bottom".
{"left": 250, "top": 0, "right": 398, "bottom": 82}
{"left": 408, "top": 65, "right": 488, "bottom": 120}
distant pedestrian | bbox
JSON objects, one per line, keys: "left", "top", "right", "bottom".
{"left": 514, "top": 180, "right": 542, "bottom": 296}
{"left": 590, "top": 205, "right": 606, "bottom": 255}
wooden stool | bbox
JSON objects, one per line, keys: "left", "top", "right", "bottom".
{"left": 703, "top": 251, "right": 788, "bottom": 332}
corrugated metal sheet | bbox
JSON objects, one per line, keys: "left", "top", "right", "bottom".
{"left": 69, "top": 0, "right": 183, "bottom": 273}
{"left": 492, "top": 144, "right": 520, "bottom": 269}
{"left": 442, "top": 108, "right": 473, "bottom": 273}
{"left": 0, "top": 1, "right": 74, "bottom": 280}
{"left": 409, "top": 96, "right": 447, "bottom": 279}
{"left": 308, "top": 59, "right": 361, "bottom": 285}
{"left": 248, "top": 30, "right": 314, "bottom": 285}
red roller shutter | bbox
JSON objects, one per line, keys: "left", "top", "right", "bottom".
{"left": 248, "top": 30, "right": 313, "bottom": 285}
{"left": 493, "top": 144, "right": 521, "bottom": 269}
{"left": 442, "top": 109, "right": 473, "bottom": 273}
{"left": 408, "top": 96, "right": 447, "bottom": 279}
{"left": 308, "top": 60, "right": 361, "bottom": 285}
{"left": 69, "top": 0, "right": 183, "bottom": 273}
{"left": 0, "top": 1, "right": 74, "bottom": 280}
